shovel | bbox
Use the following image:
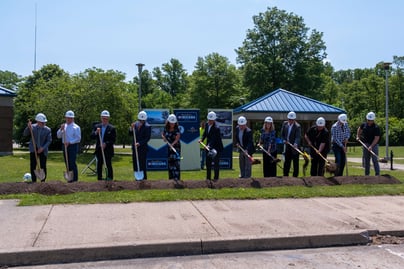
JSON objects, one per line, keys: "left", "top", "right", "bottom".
{"left": 198, "top": 141, "right": 217, "bottom": 158}
{"left": 356, "top": 138, "right": 388, "bottom": 163}
{"left": 166, "top": 141, "right": 182, "bottom": 160}
{"left": 236, "top": 143, "right": 260, "bottom": 164}
{"left": 98, "top": 130, "right": 109, "bottom": 180}
{"left": 63, "top": 130, "right": 74, "bottom": 182}
{"left": 28, "top": 121, "right": 46, "bottom": 181}
{"left": 286, "top": 141, "right": 310, "bottom": 176}
{"left": 132, "top": 127, "right": 144, "bottom": 180}
{"left": 308, "top": 144, "right": 337, "bottom": 173}
{"left": 257, "top": 144, "right": 283, "bottom": 169}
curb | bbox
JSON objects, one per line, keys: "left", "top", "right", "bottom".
{"left": 0, "top": 232, "right": 370, "bottom": 267}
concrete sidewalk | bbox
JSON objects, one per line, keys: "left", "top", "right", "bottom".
{"left": 1, "top": 196, "right": 404, "bottom": 266}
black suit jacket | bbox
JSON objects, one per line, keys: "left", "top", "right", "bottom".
{"left": 91, "top": 123, "right": 116, "bottom": 156}
{"left": 202, "top": 122, "right": 223, "bottom": 152}
{"left": 235, "top": 126, "right": 255, "bottom": 155}
{"left": 128, "top": 121, "right": 151, "bottom": 154}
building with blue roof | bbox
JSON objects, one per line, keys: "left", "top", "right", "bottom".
{"left": 0, "top": 86, "right": 16, "bottom": 155}
{"left": 233, "top": 88, "right": 345, "bottom": 123}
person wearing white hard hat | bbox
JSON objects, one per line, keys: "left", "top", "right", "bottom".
{"left": 356, "top": 111, "right": 381, "bottom": 176}
{"left": 57, "top": 110, "right": 81, "bottom": 182}
{"left": 304, "top": 117, "right": 330, "bottom": 176}
{"left": 129, "top": 111, "right": 151, "bottom": 179}
{"left": 235, "top": 116, "right": 254, "bottom": 178}
{"left": 258, "top": 116, "right": 278, "bottom": 177}
{"left": 162, "top": 114, "right": 181, "bottom": 181}
{"left": 281, "top": 111, "right": 302, "bottom": 177}
{"left": 331, "top": 113, "right": 351, "bottom": 176}
{"left": 23, "top": 113, "right": 52, "bottom": 182}
{"left": 199, "top": 111, "right": 223, "bottom": 181}
{"left": 90, "top": 110, "right": 116, "bottom": 180}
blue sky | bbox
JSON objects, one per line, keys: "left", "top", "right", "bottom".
{"left": 1, "top": 0, "right": 403, "bottom": 79}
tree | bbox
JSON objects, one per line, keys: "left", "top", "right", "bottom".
{"left": 13, "top": 64, "right": 70, "bottom": 147}
{"left": 236, "top": 7, "right": 327, "bottom": 99}
{"left": 0, "top": 70, "right": 21, "bottom": 90}
{"left": 189, "top": 53, "right": 244, "bottom": 116}
{"left": 152, "top": 59, "right": 189, "bottom": 109}
{"left": 13, "top": 66, "right": 134, "bottom": 148}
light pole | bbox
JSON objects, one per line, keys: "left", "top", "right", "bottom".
{"left": 136, "top": 63, "right": 145, "bottom": 112}
{"left": 383, "top": 62, "right": 391, "bottom": 160}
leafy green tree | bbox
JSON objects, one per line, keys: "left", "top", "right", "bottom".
{"left": 0, "top": 70, "right": 21, "bottom": 90}
{"left": 153, "top": 59, "right": 188, "bottom": 95}
{"left": 236, "top": 7, "right": 327, "bottom": 99}
{"left": 13, "top": 66, "right": 134, "bottom": 149}
{"left": 13, "top": 64, "right": 70, "bottom": 147}
{"left": 152, "top": 59, "right": 189, "bottom": 109}
{"left": 71, "top": 68, "right": 134, "bottom": 147}
{"left": 390, "top": 56, "right": 404, "bottom": 118}
{"left": 189, "top": 53, "right": 244, "bottom": 116}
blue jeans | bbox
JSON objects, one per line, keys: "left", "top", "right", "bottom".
{"left": 200, "top": 149, "right": 206, "bottom": 169}
{"left": 363, "top": 144, "right": 380, "bottom": 176}
{"left": 332, "top": 144, "right": 346, "bottom": 176}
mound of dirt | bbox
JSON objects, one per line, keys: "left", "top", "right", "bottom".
{"left": 0, "top": 175, "right": 400, "bottom": 196}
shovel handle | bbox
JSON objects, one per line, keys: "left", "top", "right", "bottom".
{"left": 236, "top": 144, "right": 254, "bottom": 163}
{"left": 308, "top": 144, "right": 329, "bottom": 163}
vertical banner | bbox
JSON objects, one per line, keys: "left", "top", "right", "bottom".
{"left": 208, "top": 108, "right": 233, "bottom": 169}
{"left": 144, "top": 109, "right": 169, "bottom": 170}
{"left": 174, "top": 109, "right": 200, "bottom": 170}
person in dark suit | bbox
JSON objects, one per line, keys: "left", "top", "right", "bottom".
{"left": 281, "top": 111, "right": 301, "bottom": 177}
{"left": 200, "top": 111, "right": 224, "bottom": 181}
{"left": 129, "top": 111, "right": 152, "bottom": 179}
{"left": 90, "top": 110, "right": 116, "bottom": 180}
{"left": 235, "top": 116, "right": 255, "bottom": 178}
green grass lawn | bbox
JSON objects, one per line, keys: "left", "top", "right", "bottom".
{"left": 1, "top": 146, "right": 403, "bottom": 206}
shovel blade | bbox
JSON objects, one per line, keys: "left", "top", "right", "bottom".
{"left": 64, "top": 171, "right": 74, "bottom": 182}
{"left": 134, "top": 171, "right": 144, "bottom": 181}
{"left": 34, "top": 169, "right": 46, "bottom": 181}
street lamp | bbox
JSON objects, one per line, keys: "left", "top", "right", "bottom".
{"left": 136, "top": 63, "right": 145, "bottom": 112}
{"left": 383, "top": 62, "right": 391, "bottom": 160}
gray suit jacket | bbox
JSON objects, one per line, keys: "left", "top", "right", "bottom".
{"left": 23, "top": 124, "right": 52, "bottom": 156}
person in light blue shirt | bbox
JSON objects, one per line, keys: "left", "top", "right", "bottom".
{"left": 57, "top": 110, "right": 81, "bottom": 182}
{"left": 331, "top": 113, "right": 351, "bottom": 176}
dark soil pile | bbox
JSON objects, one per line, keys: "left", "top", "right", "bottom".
{"left": 0, "top": 175, "right": 400, "bottom": 196}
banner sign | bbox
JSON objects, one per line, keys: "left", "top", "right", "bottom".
{"left": 144, "top": 109, "right": 169, "bottom": 170}
{"left": 174, "top": 109, "right": 200, "bottom": 170}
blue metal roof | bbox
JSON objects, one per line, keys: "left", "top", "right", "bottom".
{"left": 234, "top": 88, "right": 345, "bottom": 114}
{"left": 0, "top": 86, "right": 16, "bottom": 97}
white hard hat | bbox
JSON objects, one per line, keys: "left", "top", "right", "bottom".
{"left": 316, "top": 117, "right": 326, "bottom": 127}
{"left": 167, "top": 114, "right": 177, "bottom": 123}
{"left": 264, "top": 116, "right": 273, "bottom": 123}
{"left": 207, "top": 111, "right": 217, "bottom": 121}
{"left": 23, "top": 173, "right": 32, "bottom": 182}
{"left": 366, "top": 111, "right": 376, "bottom": 121}
{"left": 237, "top": 116, "right": 247, "bottom": 125}
{"left": 65, "top": 110, "right": 75, "bottom": 118}
{"left": 100, "top": 110, "right": 110, "bottom": 117}
{"left": 138, "top": 111, "right": 148, "bottom": 120}
{"left": 287, "top": 111, "right": 296, "bottom": 120}
{"left": 35, "top": 113, "right": 47, "bottom": 123}
{"left": 338, "top": 113, "right": 347, "bottom": 123}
